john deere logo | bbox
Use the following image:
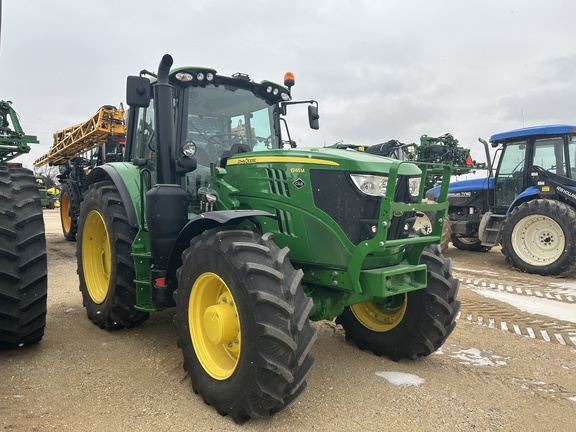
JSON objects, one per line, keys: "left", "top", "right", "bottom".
{"left": 293, "top": 178, "right": 306, "bottom": 189}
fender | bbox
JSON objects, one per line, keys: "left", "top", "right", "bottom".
{"left": 507, "top": 186, "right": 539, "bottom": 214}
{"left": 84, "top": 163, "right": 141, "bottom": 228}
{"left": 165, "top": 210, "right": 276, "bottom": 281}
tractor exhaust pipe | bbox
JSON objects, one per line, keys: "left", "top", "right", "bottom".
{"left": 154, "top": 54, "right": 174, "bottom": 184}
{"left": 147, "top": 54, "right": 188, "bottom": 302}
{"left": 157, "top": 54, "right": 173, "bottom": 84}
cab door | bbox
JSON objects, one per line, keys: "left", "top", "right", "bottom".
{"left": 493, "top": 140, "right": 528, "bottom": 213}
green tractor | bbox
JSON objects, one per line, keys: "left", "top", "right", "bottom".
{"left": 35, "top": 175, "right": 56, "bottom": 209}
{"left": 76, "top": 55, "right": 460, "bottom": 423}
{"left": 0, "top": 100, "right": 48, "bottom": 347}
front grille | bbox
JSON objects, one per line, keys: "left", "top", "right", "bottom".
{"left": 265, "top": 168, "right": 290, "bottom": 197}
{"left": 310, "top": 170, "right": 413, "bottom": 244}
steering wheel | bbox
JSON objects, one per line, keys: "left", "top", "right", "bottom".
{"left": 206, "top": 133, "right": 245, "bottom": 158}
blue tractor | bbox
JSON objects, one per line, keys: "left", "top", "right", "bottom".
{"left": 427, "top": 125, "right": 576, "bottom": 276}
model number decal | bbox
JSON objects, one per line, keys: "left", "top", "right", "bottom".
{"left": 290, "top": 167, "right": 305, "bottom": 173}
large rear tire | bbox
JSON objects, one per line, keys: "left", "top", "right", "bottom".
{"left": 77, "top": 181, "right": 149, "bottom": 329}
{"left": 0, "top": 166, "right": 47, "bottom": 348}
{"left": 60, "top": 179, "right": 82, "bottom": 241}
{"left": 175, "top": 228, "right": 316, "bottom": 424}
{"left": 336, "top": 245, "right": 460, "bottom": 361}
{"left": 501, "top": 199, "right": 576, "bottom": 276}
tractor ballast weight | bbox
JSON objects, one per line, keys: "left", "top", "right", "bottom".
{"left": 76, "top": 55, "right": 460, "bottom": 423}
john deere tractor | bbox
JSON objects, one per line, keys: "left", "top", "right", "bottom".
{"left": 76, "top": 55, "right": 459, "bottom": 423}
{"left": 0, "top": 100, "right": 47, "bottom": 347}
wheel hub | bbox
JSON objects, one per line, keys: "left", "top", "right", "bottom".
{"left": 539, "top": 231, "right": 554, "bottom": 246}
{"left": 203, "top": 301, "right": 238, "bottom": 346}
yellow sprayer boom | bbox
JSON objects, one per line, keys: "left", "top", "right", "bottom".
{"left": 34, "top": 106, "right": 125, "bottom": 167}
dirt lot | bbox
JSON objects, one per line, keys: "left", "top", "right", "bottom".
{"left": 2, "top": 209, "right": 576, "bottom": 431}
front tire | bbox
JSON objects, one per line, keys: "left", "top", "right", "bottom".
{"left": 451, "top": 234, "right": 490, "bottom": 252}
{"left": 175, "top": 228, "right": 316, "bottom": 424}
{"left": 77, "top": 181, "right": 148, "bottom": 329}
{"left": 0, "top": 166, "right": 47, "bottom": 348}
{"left": 336, "top": 245, "right": 460, "bottom": 361}
{"left": 501, "top": 199, "right": 576, "bottom": 276}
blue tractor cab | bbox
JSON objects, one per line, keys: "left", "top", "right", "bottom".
{"left": 427, "top": 124, "right": 576, "bottom": 276}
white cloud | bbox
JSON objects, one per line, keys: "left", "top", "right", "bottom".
{"left": 2, "top": 0, "right": 576, "bottom": 167}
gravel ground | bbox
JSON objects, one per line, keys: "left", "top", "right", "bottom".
{"left": 1, "top": 209, "right": 575, "bottom": 431}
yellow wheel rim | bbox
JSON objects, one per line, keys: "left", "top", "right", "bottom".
{"left": 350, "top": 294, "right": 407, "bottom": 332}
{"left": 60, "top": 191, "right": 71, "bottom": 233}
{"left": 189, "top": 273, "right": 241, "bottom": 380}
{"left": 82, "top": 210, "right": 111, "bottom": 304}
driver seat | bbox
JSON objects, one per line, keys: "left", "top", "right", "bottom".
{"left": 220, "top": 143, "right": 252, "bottom": 167}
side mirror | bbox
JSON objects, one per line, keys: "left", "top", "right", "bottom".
{"left": 308, "top": 104, "right": 319, "bottom": 130}
{"left": 126, "top": 76, "right": 151, "bottom": 108}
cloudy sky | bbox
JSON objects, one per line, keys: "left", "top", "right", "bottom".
{"left": 2, "top": 0, "right": 576, "bottom": 169}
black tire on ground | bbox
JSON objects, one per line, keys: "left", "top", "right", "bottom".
{"left": 0, "top": 166, "right": 47, "bottom": 348}
{"left": 501, "top": 199, "right": 576, "bottom": 276}
{"left": 77, "top": 181, "right": 149, "bottom": 329}
{"left": 175, "top": 228, "right": 317, "bottom": 424}
{"left": 451, "top": 234, "right": 490, "bottom": 252}
{"left": 335, "top": 245, "right": 460, "bottom": 361}
{"left": 60, "top": 179, "right": 82, "bottom": 241}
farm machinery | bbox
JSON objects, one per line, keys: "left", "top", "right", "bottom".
{"left": 74, "top": 54, "right": 460, "bottom": 422}
{"left": 35, "top": 175, "right": 57, "bottom": 209}
{"left": 363, "top": 133, "right": 487, "bottom": 190}
{"left": 332, "top": 133, "right": 487, "bottom": 250}
{"left": 0, "top": 100, "right": 48, "bottom": 347}
{"left": 34, "top": 105, "right": 126, "bottom": 240}
{"left": 428, "top": 125, "right": 576, "bottom": 276}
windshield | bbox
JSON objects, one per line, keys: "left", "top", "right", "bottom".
{"left": 185, "top": 85, "right": 278, "bottom": 165}
{"left": 182, "top": 84, "right": 279, "bottom": 213}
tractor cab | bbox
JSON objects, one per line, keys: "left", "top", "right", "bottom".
{"left": 489, "top": 125, "right": 576, "bottom": 213}
{"left": 125, "top": 63, "right": 318, "bottom": 214}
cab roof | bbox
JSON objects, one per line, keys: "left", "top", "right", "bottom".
{"left": 490, "top": 124, "right": 576, "bottom": 143}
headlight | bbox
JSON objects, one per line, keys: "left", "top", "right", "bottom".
{"left": 181, "top": 140, "right": 197, "bottom": 157}
{"left": 350, "top": 174, "right": 389, "bottom": 197}
{"left": 175, "top": 72, "right": 193, "bottom": 82}
{"left": 408, "top": 177, "right": 421, "bottom": 197}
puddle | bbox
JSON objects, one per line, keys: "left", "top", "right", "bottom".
{"left": 435, "top": 344, "right": 510, "bottom": 367}
{"left": 375, "top": 371, "right": 425, "bottom": 387}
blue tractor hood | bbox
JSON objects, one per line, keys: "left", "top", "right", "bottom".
{"left": 426, "top": 176, "right": 494, "bottom": 200}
